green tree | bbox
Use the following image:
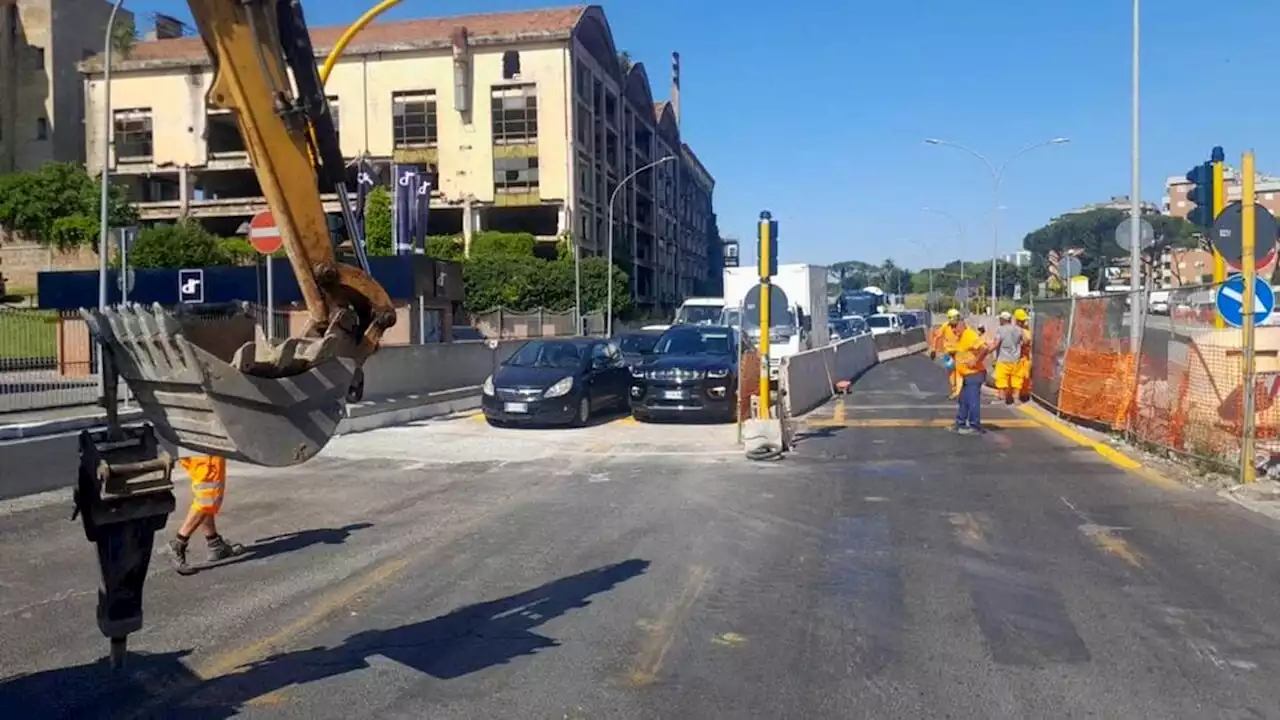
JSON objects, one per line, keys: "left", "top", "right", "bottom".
{"left": 618, "top": 51, "right": 633, "bottom": 74}
{"left": 470, "top": 231, "right": 536, "bottom": 258}
{"left": 111, "top": 15, "right": 138, "bottom": 58}
{"left": 427, "top": 234, "right": 464, "bottom": 260}
{"left": 129, "top": 220, "right": 245, "bottom": 268}
{"left": 1021, "top": 207, "right": 1199, "bottom": 287}
{"left": 0, "top": 162, "right": 135, "bottom": 249}
{"left": 362, "top": 185, "right": 393, "bottom": 257}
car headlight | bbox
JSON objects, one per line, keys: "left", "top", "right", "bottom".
{"left": 544, "top": 376, "right": 574, "bottom": 398}
{"left": 707, "top": 368, "right": 729, "bottom": 379}
{"left": 482, "top": 375, "right": 494, "bottom": 396}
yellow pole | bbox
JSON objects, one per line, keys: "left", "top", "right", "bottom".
{"left": 319, "top": 0, "right": 404, "bottom": 84}
{"left": 1213, "top": 158, "right": 1227, "bottom": 328}
{"left": 1241, "top": 151, "right": 1257, "bottom": 484}
{"left": 757, "top": 218, "right": 772, "bottom": 419}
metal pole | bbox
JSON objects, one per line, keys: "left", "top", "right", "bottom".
{"left": 119, "top": 229, "right": 128, "bottom": 302}
{"left": 607, "top": 155, "right": 674, "bottom": 337}
{"left": 574, "top": 236, "right": 581, "bottom": 335}
{"left": 97, "top": 0, "right": 125, "bottom": 397}
{"left": 1241, "top": 150, "right": 1258, "bottom": 484}
{"left": 266, "top": 257, "right": 275, "bottom": 342}
{"left": 1128, "top": 0, "right": 1142, "bottom": 355}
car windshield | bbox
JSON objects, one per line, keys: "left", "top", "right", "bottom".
{"left": 868, "top": 315, "right": 893, "bottom": 328}
{"left": 617, "top": 334, "right": 659, "bottom": 355}
{"left": 675, "top": 305, "right": 725, "bottom": 325}
{"left": 654, "top": 328, "right": 736, "bottom": 356}
{"left": 849, "top": 318, "right": 868, "bottom": 331}
{"left": 504, "top": 341, "right": 587, "bottom": 369}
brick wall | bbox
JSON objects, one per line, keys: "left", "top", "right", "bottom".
{"left": 0, "top": 230, "right": 100, "bottom": 293}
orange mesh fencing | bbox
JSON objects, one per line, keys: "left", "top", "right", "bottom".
{"left": 1054, "top": 295, "right": 1136, "bottom": 430}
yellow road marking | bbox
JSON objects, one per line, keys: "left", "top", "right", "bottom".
{"left": 1015, "top": 404, "right": 1182, "bottom": 491}
{"left": 470, "top": 412, "right": 485, "bottom": 422}
{"left": 618, "top": 415, "right": 638, "bottom": 425}
{"left": 628, "top": 565, "right": 711, "bottom": 686}
{"left": 805, "top": 418, "right": 1039, "bottom": 428}
{"left": 832, "top": 398, "right": 846, "bottom": 423}
{"left": 711, "top": 631, "right": 748, "bottom": 647}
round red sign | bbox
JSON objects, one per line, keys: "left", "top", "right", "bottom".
{"left": 249, "top": 211, "right": 283, "bottom": 255}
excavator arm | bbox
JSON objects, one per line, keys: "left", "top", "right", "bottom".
{"left": 73, "top": 0, "right": 396, "bottom": 667}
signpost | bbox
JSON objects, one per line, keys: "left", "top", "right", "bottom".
{"left": 1113, "top": 217, "right": 1154, "bottom": 252}
{"left": 756, "top": 211, "right": 777, "bottom": 420}
{"left": 1210, "top": 201, "right": 1278, "bottom": 271}
{"left": 1214, "top": 273, "right": 1274, "bottom": 328}
{"left": 249, "top": 211, "right": 282, "bottom": 341}
{"left": 116, "top": 226, "right": 137, "bottom": 301}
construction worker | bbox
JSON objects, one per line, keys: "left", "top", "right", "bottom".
{"left": 1014, "top": 308, "right": 1032, "bottom": 402}
{"left": 168, "top": 455, "right": 244, "bottom": 574}
{"left": 950, "top": 320, "right": 993, "bottom": 434}
{"left": 930, "top": 308, "right": 965, "bottom": 398}
{"left": 991, "top": 311, "right": 1025, "bottom": 404}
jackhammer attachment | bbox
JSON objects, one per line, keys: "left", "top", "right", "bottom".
{"left": 81, "top": 303, "right": 358, "bottom": 468}
{"left": 73, "top": 423, "right": 175, "bottom": 669}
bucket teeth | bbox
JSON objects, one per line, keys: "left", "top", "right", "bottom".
{"left": 81, "top": 303, "right": 356, "bottom": 467}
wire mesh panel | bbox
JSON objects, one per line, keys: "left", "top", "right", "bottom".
{"left": 1057, "top": 293, "right": 1135, "bottom": 430}
{"left": 1029, "top": 298, "right": 1072, "bottom": 407}
{"left": 0, "top": 308, "right": 101, "bottom": 413}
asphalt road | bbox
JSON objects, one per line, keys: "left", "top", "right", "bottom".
{"left": 3, "top": 358, "right": 1280, "bottom": 718}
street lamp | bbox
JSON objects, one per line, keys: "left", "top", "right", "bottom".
{"left": 924, "top": 136, "right": 1069, "bottom": 311}
{"left": 96, "top": 0, "right": 126, "bottom": 396}
{"left": 605, "top": 154, "right": 675, "bottom": 337}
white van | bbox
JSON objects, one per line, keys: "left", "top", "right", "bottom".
{"left": 867, "top": 313, "right": 902, "bottom": 336}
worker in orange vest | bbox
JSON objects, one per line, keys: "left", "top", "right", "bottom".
{"left": 1013, "top": 308, "right": 1032, "bottom": 401}
{"left": 930, "top": 308, "right": 965, "bottom": 398}
{"left": 950, "top": 321, "right": 994, "bottom": 434}
{"left": 168, "top": 455, "right": 244, "bottom": 574}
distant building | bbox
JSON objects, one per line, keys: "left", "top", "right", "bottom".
{"left": 0, "top": 0, "right": 127, "bottom": 172}
{"left": 1002, "top": 250, "right": 1031, "bottom": 267}
{"left": 1060, "top": 195, "right": 1161, "bottom": 218}
{"left": 1164, "top": 167, "right": 1280, "bottom": 220}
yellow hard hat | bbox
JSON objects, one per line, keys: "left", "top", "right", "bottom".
{"left": 1013, "top": 308, "right": 1029, "bottom": 322}
{"left": 946, "top": 308, "right": 961, "bottom": 318}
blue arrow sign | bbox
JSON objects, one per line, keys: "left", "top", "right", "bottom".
{"left": 1215, "top": 273, "right": 1274, "bottom": 328}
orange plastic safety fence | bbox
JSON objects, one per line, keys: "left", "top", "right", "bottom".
{"left": 1054, "top": 296, "right": 1135, "bottom": 430}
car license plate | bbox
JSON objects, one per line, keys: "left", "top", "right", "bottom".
{"left": 503, "top": 402, "right": 528, "bottom": 413}
{"left": 661, "top": 390, "right": 684, "bottom": 400}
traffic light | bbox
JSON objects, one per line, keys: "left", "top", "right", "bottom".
{"left": 1185, "top": 161, "right": 1215, "bottom": 229}
{"left": 757, "top": 210, "right": 779, "bottom": 278}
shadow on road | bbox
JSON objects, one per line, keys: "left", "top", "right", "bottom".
{"left": 0, "top": 559, "right": 650, "bottom": 719}
{"left": 204, "top": 522, "right": 376, "bottom": 571}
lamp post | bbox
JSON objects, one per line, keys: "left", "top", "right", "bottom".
{"left": 96, "top": 0, "right": 126, "bottom": 396}
{"left": 606, "top": 155, "right": 675, "bottom": 337}
{"left": 924, "top": 136, "right": 1069, "bottom": 312}
{"left": 1128, "top": 0, "right": 1142, "bottom": 354}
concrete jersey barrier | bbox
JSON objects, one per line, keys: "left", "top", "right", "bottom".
{"left": 779, "top": 328, "right": 933, "bottom": 418}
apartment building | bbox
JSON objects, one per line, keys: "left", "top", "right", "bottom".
{"left": 0, "top": 0, "right": 124, "bottom": 172}
{"left": 79, "top": 4, "right": 719, "bottom": 309}
{"left": 1164, "top": 168, "right": 1280, "bottom": 220}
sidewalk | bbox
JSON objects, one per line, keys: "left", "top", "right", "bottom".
{"left": 0, "top": 402, "right": 141, "bottom": 440}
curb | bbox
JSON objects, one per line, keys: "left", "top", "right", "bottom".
{"left": 1015, "top": 403, "right": 1182, "bottom": 491}
{"left": 0, "top": 408, "right": 145, "bottom": 441}
{"left": 338, "top": 387, "right": 482, "bottom": 435}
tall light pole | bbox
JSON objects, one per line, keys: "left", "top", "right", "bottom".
{"left": 1128, "top": 0, "right": 1142, "bottom": 354}
{"left": 924, "top": 136, "right": 1069, "bottom": 312}
{"left": 97, "top": 0, "right": 126, "bottom": 397}
{"left": 606, "top": 155, "right": 675, "bottom": 336}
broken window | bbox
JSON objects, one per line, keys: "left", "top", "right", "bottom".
{"left": 493, "top": 155, "right": 538, "bottom": 194}
{"left": 392, "top": 90, "right": 438, "bottom": 149}
{"left": 205, "top": 109, "right": 244, "bottom": 156}
{"left": 32, "top": 45, "right": 44, "bottom": 70}
{"left": 35, "top": 117, "right": 47, "bottom": 140}
{"left": 490, "top": 84, "right": 537, "bottom": 145}
{"left": 502, "top": 51, "right": 521, "bottom": 80}
{"left": 113, "top": 108, "right": 153, "bottom": 160}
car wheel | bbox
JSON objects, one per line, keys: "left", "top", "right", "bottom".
{"left": 571, "top": 396, "right": 591, "bottom": 427}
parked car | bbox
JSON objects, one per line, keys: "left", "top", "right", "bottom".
{"left": 630, "top": 324, "right": 742, "bottom": 423}
{"left": 867, "top": 313, "right": 903, "bottom": 336}
{"left": 614, "top": 329, "right": 663, "bottom": 367}
{"left": 481, "top": 338, "right": 630, "bottom": 427}
{"left": 846, "top": 316, "right": 870, "bottom": 337}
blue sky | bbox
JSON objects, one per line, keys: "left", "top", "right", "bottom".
{"left": 129, "top": 0, "right": 1279, "bottom": 270}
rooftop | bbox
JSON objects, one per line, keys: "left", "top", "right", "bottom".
{"left": 81, "top": 4, "right": 590, "bottom": 72}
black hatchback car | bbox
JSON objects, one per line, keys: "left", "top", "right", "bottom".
{"left": 481, "top": 338, "right": 631, "bottom": 427}
{"left": 629, "top": 324, "right": 742, "bottom": 423}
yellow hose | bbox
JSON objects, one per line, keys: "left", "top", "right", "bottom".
{"left": 320, "top": 0, "right": 404, "bottom": 84}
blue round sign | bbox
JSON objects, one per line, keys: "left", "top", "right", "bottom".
{"left": 1215, "top": 273, "right": 1275, "bottom": 328}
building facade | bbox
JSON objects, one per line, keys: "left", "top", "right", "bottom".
{"left": 0, "top": 0, "right": 124, "bottom": 172}
{"left": 1164, "top": 169, "right": 1280, "bottom": 220}
{"left": 79, "top": 4, "right": 719, "bottom": 310}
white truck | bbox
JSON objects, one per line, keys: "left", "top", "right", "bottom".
{"left": 641, "top": 296, "right": 726, "bottom": 332}
{"left": 723, "top": 264, "right": 829, "bottom": 379}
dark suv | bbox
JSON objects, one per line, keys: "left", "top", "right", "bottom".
{"left": 629, "top": 324, "right": 743, "bottom": 423}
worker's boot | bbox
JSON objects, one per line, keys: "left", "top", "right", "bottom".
{"left": 167, "top": 537, "right": 189, "bottom": 572}
{"left": 206, "top": 535, "right": 245, "bottom": 562}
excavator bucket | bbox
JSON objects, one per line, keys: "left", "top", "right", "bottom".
{"left": 81, "top": 303, "right": 356, "bottom": 467}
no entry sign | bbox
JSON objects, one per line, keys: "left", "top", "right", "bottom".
{"left": 249, "top": 211, "right": 283, "bottom": 255}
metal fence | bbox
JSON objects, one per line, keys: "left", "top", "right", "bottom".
{"left": 1030, "top": 283, "right": 1278, "bottom": 473}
